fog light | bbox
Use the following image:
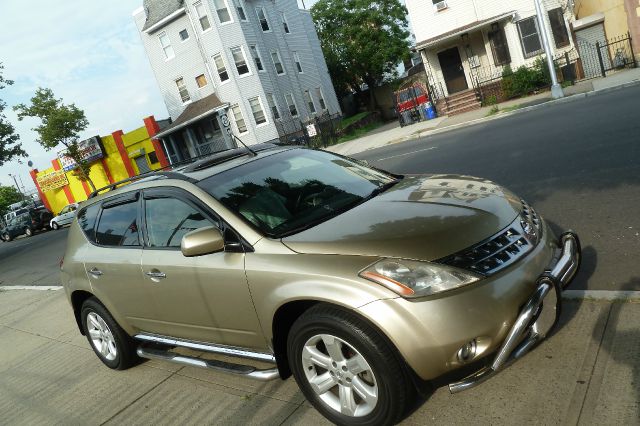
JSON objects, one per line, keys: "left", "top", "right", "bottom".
{"left": 457, "top": 339, "right": 477, "bottom": 363}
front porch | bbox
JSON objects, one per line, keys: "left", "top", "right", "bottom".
{"left": 155, "top": 94, "right": 236, "bottom": 166}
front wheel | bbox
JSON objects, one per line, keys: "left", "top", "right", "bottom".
{"left": 51, "top": 222, "right": 59, "bottom": 230}
{"left": 81, "top": 298, "right": 138, "bottom": 370}
{"left": 24, "top": 227, "right": 33, "bottom": 237}
{"left": 288, "top": 305, "right": 413, "bottom": 426}
{"left": 2, "top": 233, "right": 11, "bottom": 242}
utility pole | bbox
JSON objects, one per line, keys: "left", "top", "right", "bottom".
{"left": 8, "top": 173, "right": 26, "bottom": 205}
{"left": 534, "top": 0, "right": 564, "bottom": 98}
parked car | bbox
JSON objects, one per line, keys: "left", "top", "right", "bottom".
{"left": 61, "top": 145, "right": 580, "bottom": 425}
{"left": 1, "top": 207, "right": 53, "bottom": 241}
{"left": 50, "top": 203, "right": 79, "bottom": 230}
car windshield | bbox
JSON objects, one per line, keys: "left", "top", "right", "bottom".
{"left": 197, "top": 149, "right": 397, "bottom": 238}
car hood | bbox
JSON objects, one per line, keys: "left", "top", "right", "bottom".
{"left": 281, "top": 175, "right": 522, "bottom": 261}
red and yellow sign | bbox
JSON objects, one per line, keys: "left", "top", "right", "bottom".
{"left": 36, "top": 170, "right": 69, "bottom": 192}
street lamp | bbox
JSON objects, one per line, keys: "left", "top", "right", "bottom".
{"left": 534, "top": 0, "right": 564, "bottom": 99}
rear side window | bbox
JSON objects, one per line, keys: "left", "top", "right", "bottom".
{"left": 96, "top": 201, "right": 140, "bottom": 247}
{"left": 77, "top": 203, "right": 100, "bottom": 242}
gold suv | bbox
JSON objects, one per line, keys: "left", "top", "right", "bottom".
{"left": 62, "top": 144, "right": 580, "bottom": 425}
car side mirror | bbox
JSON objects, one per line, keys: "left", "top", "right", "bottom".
{"left": 181, "top": 226, "right": 225, "bottom": 257}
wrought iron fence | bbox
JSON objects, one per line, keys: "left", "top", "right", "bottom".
{"left": 274, "top": 112, "right": 342, "bottom": 149}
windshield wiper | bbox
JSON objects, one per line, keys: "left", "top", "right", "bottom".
{"left": 366, "top": 179, "right": 400, "bottom": 200}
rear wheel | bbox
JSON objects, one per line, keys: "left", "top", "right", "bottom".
{"left": 2, "top": 233, "right": 11, "bottom": 242}
{"left": 288, "top": 305, "right": 413, "bottom": 426}
{"left": 24, "top": 227, "right": 33, "bottom": 237}
{"left": 51, "top": 222, "right": 59, "bottom": 230}
{"left": 81, "top": 298, "right": 138, "bottom": 370}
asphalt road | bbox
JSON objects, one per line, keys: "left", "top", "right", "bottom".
{"left": 355, "top": 85, "right": 640, "bottom": 292}
{"left": 0, "top": 228, "right": 68, "bottom": 287}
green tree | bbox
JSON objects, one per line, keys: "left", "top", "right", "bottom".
{"left": 0, "top": 62, "right": 27, "bottom": 166}
{"left": 311, "top": 0, "right": 410, "bottom": 109}
{"left": 0, "top": 185, "right": 22, "bottom": 216}
{"left": 14, "top": 88, "right": 95, "bottom": 190}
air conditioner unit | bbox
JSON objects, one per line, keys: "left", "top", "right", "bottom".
{"left": 435, "top": 1, "right": 448, "bottom": 11}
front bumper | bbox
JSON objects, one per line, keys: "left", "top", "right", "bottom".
{"left": 448, "top": 231, "right": 581, "bottom": 393}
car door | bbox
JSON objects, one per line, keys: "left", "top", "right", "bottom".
{"left": 82, "top": 192, "right": 161, "bottom": 334}
{"left": 61, "top": 204, "right": 77, "bottom": 225}
{"left": 139, "top": 187, "right": 265, "bottom": 349}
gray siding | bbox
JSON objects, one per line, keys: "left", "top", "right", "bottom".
{"left": 134, "top": 0, "right": 340, "bottom": 145}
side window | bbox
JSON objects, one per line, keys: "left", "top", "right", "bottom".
{"left": 145, "top": 197, "right": 217, "bottom": 248}
{"left": 96, "top": 201, "right": 140, "bottom": 247}
{"left": 77, "top": 203, "right": 101, "bottom": 242}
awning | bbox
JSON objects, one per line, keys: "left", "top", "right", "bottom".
{"left": 415, "top": 11, "right": 515, "bottom": 50}
{"left": 572, "top": 13, "right": 605, "bottom": 31}
{"left": 155, "top": 93, "right": 229, "bottom": 139}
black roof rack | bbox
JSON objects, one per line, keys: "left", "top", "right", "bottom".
{"left": 181, "top": 142, "right": 278, "bottom": 172}
{"left": 88, "top": 171, "right": 196, "bottom": 199}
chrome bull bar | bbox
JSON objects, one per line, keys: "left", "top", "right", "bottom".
{"left": 449, "top": 232, "right": 580, "bottom": 394}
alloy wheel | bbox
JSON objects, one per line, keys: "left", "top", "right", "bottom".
{"left": 301, "top": 333, "right": 378, "bottom": 417}
{"left": 86, "top": 312, "right": 118, "bottom": 361}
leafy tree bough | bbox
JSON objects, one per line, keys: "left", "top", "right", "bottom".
{"left": 311, "top": 0, "right": 410, "bottom": 110}
{"left": 0, "top": 62, "right": 26, "bottom": 167}
{"left": 15, "top": 88, "right": 95, "bottom": 190}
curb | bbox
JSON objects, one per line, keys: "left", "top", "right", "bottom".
{"left": 0, "top": 285, "right": 63, "bottom": 291}
{"left": 383, "top": 78, "right": 640, "bottom": 148}
{"left": 562, "top": 290, "right": 640, "bottom": 302}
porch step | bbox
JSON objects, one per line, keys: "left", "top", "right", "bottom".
{"left": 435, "top": 89, "right": 481, "bottom": 116}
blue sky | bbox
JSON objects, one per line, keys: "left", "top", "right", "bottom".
{"left": 0, "top": 1, "right": 176, "bottom": 190}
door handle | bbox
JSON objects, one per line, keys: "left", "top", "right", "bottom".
{"left": 89, "top": 268, "right": 103, "bottom": 276}
{"left": 145, "top": 271, "right": 167, "bottom": 279}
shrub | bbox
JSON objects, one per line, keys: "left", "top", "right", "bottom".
{"left": 484, "top": 94, "right": 498, "bottom": 106}
{"left": 501, "top": 57, "right": 551, "bottom": 98}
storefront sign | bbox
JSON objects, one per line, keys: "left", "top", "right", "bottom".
{"left": 306, "top": 124, "right": 317, "bottom": 137}
{"left": 37, "top": 170, "right": 69, "bottom": 192}
{"left": 57, "top": 136, "right": 105, "bottom": 172}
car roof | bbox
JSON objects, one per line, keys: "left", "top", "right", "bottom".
{"left": 84, "top": 144, "right": 295, "bottom": 206}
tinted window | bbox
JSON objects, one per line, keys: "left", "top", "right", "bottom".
{"left": 145, "top": 197, "right": 214, "bottom": 248}
{"left": 197, "top": 149, "right": 396, "bottom": 237}
{"left": 77, "top": 203, "right": 100, "bottom": 242}
{"left": 96, "top": 201, "right": 140, "bottom": 247}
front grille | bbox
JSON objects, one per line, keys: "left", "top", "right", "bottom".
{"left": 437, "top": 201, "right": 543, "bottom": 276}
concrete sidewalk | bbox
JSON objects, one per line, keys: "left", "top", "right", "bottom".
{"left": 1, "top": 288, "right": 638, "bottom": 425}
{"left": 328, "top": 67, "right": 640, "bottom": 156}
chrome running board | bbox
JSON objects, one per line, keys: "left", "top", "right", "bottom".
{"left": 136, "top": 346, "right": 280, "bottom": 381}
{"left": 134, "top": 333, "right": 276, "bottom": 363}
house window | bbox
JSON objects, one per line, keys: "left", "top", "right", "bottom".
{"left": 271, "top": 50, "right": 285, "bottom": 74}
{"left": 233, "top": 0, "right": 247, "bottom": 21}
{"left": 249, "top": 45, "right": 264, "bottom": 71}
{"left": 316, "top": 88, "right": 327, "bottom": 110}
{"left": 304, "top": 90, "right": 316, "bottom": 113}
{"left": 293, "top": 51, "right": 303, "bottom": 73}
{"left": 256, "top": 7, "right": 270, "bottom": 31}
{"left": 281, "top": 12, "right": 290, "bottom": 33}
{"left": 195, "top": 74, "right": 207, "bottom": 88}
{"left": 266, "top": 93, "right": 280, "bottom": 119}
{"left": 231, "top": 46, "right": 250, "bottom": 75}
{"left": 175, "top": 78, "right": 190, "bottom": 103}
{"left": 194, "top": 1, "right": 211, "bottom": 31}
{"left": 158, "top": 32, "right": 174, "bottom": 59}
{"left": 179, "top": 29, "right": 189, "bottom": 41}
{"left": 285, "top": 93, "right": 298, "bottom": 117}
{"left": 248, "top": 96, "right": 267, "bottom": 125}
{"left": 213, "top": 53, "right": 229, "bottom": 82}
{"left": 213, "top": 0, "right": 231, "bottom": 23}
{"left": 488, "top": 25, "right": 511, "bottom": 66}
{"left": 548, "top": 8, "right": 569, "bottom": 48}
{"left": 517, "top": 17, "right": 543, "bottom": 58}
{"left": 231, "top": 104, "right": 247, "bottom": 133}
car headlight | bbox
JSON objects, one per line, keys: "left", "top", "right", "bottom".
{"left": 359, "top": 259, "right": 481, "bottom": 298}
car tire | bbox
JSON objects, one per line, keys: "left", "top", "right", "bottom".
{"left": 2, "top": 233, "right": 11, "bottom": 242}
{"left": 288, "top": 304, "right": 413, "bottom": 426}
{"left": 80, "top": 298, "right": 139, "bottom": 370}
{"left": 24, "top": 227, "right": 33, "bottom": 237}
{"left": 51, "top": 222, "right": 59, "bottom": 230}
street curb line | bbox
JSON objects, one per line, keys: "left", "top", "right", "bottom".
{"left": 0, "top": 286, "right": 63, "bottom": 291}
{"left": 562, "top": 290, "right": 640, "bottom": 301}
{"left": 385, "top": 78, "right": 640, "bottom": 147}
